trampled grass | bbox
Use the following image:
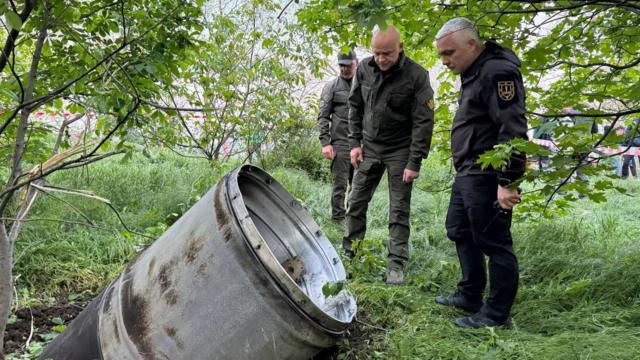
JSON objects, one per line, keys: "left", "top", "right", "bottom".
{"left": 8, "top": 151, "right": 640, "bottom": 359}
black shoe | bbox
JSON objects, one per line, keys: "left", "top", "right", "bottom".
{"left": 344, "top": 249, "right": 355, "bottom": 259}
{"left": 454, "top": 313, "right": 511, "bottom": 329}
{"left": 435, "top": 291, "right": 483, "bottom": 313}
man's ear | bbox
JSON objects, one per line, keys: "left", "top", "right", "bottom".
{"left": 399, "top": 42, "right": 404, "bottom": 51}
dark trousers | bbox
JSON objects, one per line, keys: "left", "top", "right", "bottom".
{"left": 330, "top": 150, "right": 354, "bottom": 220}
{"left": 343, "top": 157, "right": 413, "bottom": 270}
{"left": 573, "top": 153, "right": 589, "bottom": 181}
{"left": 621, "top": 155, "right": 638, "bottom": 178}
{"left": 445, "top": 175, "right": 519, "bottom": 322}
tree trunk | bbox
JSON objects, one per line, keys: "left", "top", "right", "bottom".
{"left": 0, "top": 227, "right": 13, "bottom": 359}
{"left": 0, "top": 8, "right": 48, "bottom": 355}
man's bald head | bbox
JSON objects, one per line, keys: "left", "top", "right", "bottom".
{"left": 371, "top": 25, "right": 403, "bottom": 72}
{"left": 372, "top": 25, "right": 401, "bottom": 45}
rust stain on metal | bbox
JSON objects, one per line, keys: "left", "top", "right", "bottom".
{"left": 148, "top": 257, "right": 156, "bottom": 277}
{"left": 121, "top": 279, "right": 154, "bottom": 360}
{"left": 113, "top": 319, "right": 119, "bottom": 341}
{"left": 157, "top": 263, "right": 173, "bottom": 294}
{"left": 214, "top": 183, "right": 230, "bottom": 228}
{"left": 184, "top": 235, "right": 204, "bottom": 264}
{"left": 164, "top": 326, "right": 185, "bottom": 350}
{"left": 196, "top": 262, "right": 207, "bottom": 277}
{"left": 221, "top": 226, "right": 232, "bottom": 242}
{"left": 196, "top": 254, "right": 214, "bottom": 278}
{"left": 156, "top": 260, "right": 178, "bottom": 305}
{"left": 164, "top": 289, "right": 178, "bottom": 305}
{"left": 214, "top": 183, "right": 234, "bottom": 243}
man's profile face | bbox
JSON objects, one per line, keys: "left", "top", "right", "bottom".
{"left": 436, "top": 33, "right": 475, "bottom": 75}
{"left": 339, "top": 60, "right": 357, "bottom": 80}
{"left": 372, "top": 39, "right": 402, "bottom": 72}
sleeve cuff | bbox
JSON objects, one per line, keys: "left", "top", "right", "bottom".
{"left": 406, "top": 160, "right": 421, "bottom": 172}
{"left": 498, "top": 177, "right": 512, "bottom": 187}
{"left": 498, "top": 171, "right": 523, "bottom": 186}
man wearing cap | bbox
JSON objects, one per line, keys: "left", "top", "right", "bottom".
{"left": 344, "top": 25, "right": 434, "bottom": 285}
{"left": 434, "top": 17, "right": 527, "bottom": 328}
{"left": 317, "top": 49, "right": 358, "bottom": 222}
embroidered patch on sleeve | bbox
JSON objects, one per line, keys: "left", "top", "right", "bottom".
{"left": 319, "top": 92, "right": 331, "bottom": 108}
{"left": 427, "top": 98, "right": 435, "bottom": 110}
{"left": 494, "top": 74, "right": 519, "bottom": 109}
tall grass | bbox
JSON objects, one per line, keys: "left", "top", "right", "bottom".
{"left": 12, "top": 151, "right": 233, "bottom": 301}
{"left": 9, "top": 149, "right": 640, "bottom": 359}
{"left": 273, "top": 157, "right": 640, "bottom": 359}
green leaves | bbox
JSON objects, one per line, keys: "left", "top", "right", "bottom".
{"left": 322, "top": 280, "right": 346, "bottom": 297}
{"left": 52, "top": 324, "right": 67, "bottom": 333}
{"left": 154, "top": 0, "right": 319, "bottom": 161}
{"left": 296, "top": 0, "right": 640, "bottom": 218}
{"left": 5, "top": 11, "right": 22, "bottom": 31}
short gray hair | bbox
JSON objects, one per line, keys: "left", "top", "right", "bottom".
{"left": 435, "top": 17, "right": 480, "bottom": 41}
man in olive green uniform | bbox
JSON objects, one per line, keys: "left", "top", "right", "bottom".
{"left": 318, "top": 50, "right": 358, "bottom": 222}
{"left": 344, "top": 26, "right": 435, "bottom": 285}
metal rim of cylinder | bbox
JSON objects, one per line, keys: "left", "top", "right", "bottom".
{"left": 224, "top": 165, "right": 352, "bottom": 334}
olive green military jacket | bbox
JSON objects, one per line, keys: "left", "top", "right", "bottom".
{"left": 348, "top": 52, "right": 434, "bottom": 171}
{"left": 317, "top": 76, "right": 352, "bottom": 149}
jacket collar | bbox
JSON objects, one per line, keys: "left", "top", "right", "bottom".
{"left": 461, "top": 41, "right": 521, "bottom": 85}
{"left": 338, "top": 76, "right": 353, "bottom": 86}
{"left": 461, "top": 43, "right": 493, "bottom": 84}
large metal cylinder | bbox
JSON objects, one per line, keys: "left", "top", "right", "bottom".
{"left": 40, "top": 165, "right": 356, "bottom": 360}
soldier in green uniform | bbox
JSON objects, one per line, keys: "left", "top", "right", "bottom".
{"left": 344, "top": 25, "right": 435, "bottom": 285}
{"left": 317, "top": 50, "right": 358, "bottom": 222}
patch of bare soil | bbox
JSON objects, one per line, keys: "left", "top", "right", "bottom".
{"left": 3, "top": 297, "right": 88, "bottom": 355}
{"left": 312, "top": 312, "right": 372, "bottom": 360}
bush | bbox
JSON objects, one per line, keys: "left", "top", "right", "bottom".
{"left": 261, "top": 128, "right": 331, "bottom": 182}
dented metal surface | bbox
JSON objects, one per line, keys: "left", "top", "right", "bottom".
{"left": 39, "top": 165, "right": 355, "bottom": 360}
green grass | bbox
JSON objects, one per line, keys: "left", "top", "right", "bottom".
{"left": 273, "top": 158, "right": 640, "bottom": 359}
{"left": 8, "top": 150, "right": 640, "bottom": 359}
{"left": 12, "top": 151, "right": 236, "bottom": 301}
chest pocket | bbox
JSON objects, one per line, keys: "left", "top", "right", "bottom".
{"left": 361, "top": 85, "right": 372, "bottom": 104}
{"left": 387, "top": 90, "right": 413, "bottom": 113}
{"left": 333, "top": 90, "right": 349, "bottom": 105}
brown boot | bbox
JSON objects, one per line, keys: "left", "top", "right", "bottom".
{"left": 385, "top": 268, "right": 404, "bottom": 285}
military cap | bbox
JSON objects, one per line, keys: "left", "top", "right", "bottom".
{"left": 337, "top": 49, "right": 356, "bottom": 65}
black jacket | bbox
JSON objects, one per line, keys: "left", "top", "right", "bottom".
{"left": 317, "top": 76, "right": 352, "bottom": 149}
{"left": 623, "top": 118, "right": 640, "bottom": 147}
{"left": 451, "top": 41, "right": 528, "bottom": 182}
{"left": 348, "top": 52, "right": 434, "bottom": 171}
